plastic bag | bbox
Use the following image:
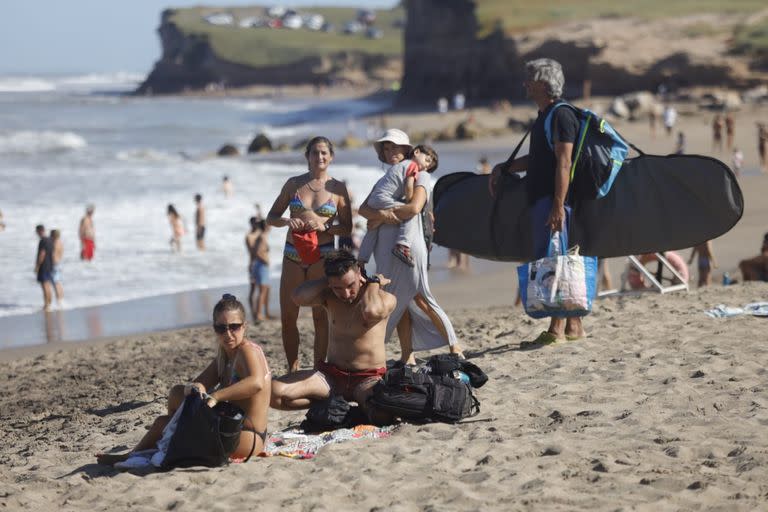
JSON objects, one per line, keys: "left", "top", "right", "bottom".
{"left": 517, "top": 233, "right": 597, "bottom": 319}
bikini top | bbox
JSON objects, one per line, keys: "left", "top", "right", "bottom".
{"left": 289, "top": 192, "right": 337, "bottom": 218}
{"left": 223, "top": 340, "right": 272, "bottom": 386}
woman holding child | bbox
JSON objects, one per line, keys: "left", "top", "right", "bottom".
{"left": 359, "top": 129, "right": 463, "bottom": 364}
{"left": 267, "top": 136, "right": 353, "bottom": 372}
{"left": 97, "top": 294, "right": 271, "bottom": 464}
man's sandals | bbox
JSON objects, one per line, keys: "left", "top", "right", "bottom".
{"left": 520, "top": 331, "right": 584, "bottom": 348}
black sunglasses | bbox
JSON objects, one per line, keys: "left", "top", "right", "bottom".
{"left": 213, "top": 323, "right": 243, "bottom": 334}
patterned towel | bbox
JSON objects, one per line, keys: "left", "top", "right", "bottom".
{"left": 260, "top": 424, "right": 398, "bottom": 460}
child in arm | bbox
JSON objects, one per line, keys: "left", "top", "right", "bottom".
{"left": 358, "top": 145, "right": 438, "bottom": 267}
{"left": 392, "top": 145, "right": 438, "bottom": 266}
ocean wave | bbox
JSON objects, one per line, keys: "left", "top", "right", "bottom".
{"left": 0, "top": 72, "right": 145, "bottom": 95}
{"left": 0, "top": 130, "right": 87, "bottom": 154}
{"left": 58, "top": 72, "right": 145, "bottom": 89}
{"left": 115, "top": 148, "right": 183, "bottom": 163}
{"left": 0, "top": 78, "right": 56, "bottom": 93}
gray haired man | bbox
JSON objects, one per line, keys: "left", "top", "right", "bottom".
{"left": 489, "top": 58, "right": 585, "bottom": 346}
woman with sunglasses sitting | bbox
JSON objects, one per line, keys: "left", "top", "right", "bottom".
{"left": 97, "top": 294, "right": 272, "bottom": 465}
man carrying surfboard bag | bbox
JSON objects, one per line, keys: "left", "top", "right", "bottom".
{"left": 489, "top": 57, "right": 588, "bottom": 346}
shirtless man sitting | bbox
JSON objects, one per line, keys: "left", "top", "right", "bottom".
{"left": 739, "top": 232, "right": 768, "bottom": 282}
{"left": 270, "top": 249, "right": 395, "bottom": 412}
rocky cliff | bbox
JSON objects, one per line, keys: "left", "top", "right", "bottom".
{"left": 136, "top": 9, "right": 401, "bottom": 94}
{"left": 399, "top": 0, "right": 767, "bottom": 104}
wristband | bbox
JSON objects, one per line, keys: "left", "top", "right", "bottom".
{"left": 366, "top": 274, "right": 381, "bottom": 284}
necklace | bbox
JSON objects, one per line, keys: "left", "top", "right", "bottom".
{"left": 306, "top": 178, "right": 327, "bottom": 193}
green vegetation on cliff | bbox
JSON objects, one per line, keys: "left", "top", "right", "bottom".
{"left": 169, "top": 6, "right": 404, "bottom": 68}
{"left": 474, "top": 0, "right": 768, "bottom": 57}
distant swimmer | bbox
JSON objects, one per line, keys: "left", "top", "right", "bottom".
{"left": 167, "top": 204, "right": 185, "bottom": 252}
{"left": 222, "top": 175, "right": 234, "bottom": 198}
{"left": 79, "top": 204, "right": 95, "bottom": 261}
{"left": 194, "top": 193, "right": 206, "bottom": 251}
{"left": 50, "top": 229, "right": 64, "bottom": 306}
{"left": 246, "top": 216, "right": 273, "bottom": 322}
{"left": 34, "top": 224, "right": 54, "bottom": 310}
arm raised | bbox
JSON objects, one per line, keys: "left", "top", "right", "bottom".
{"left": 291, "top": 277, "right": 329, "bottom": 307}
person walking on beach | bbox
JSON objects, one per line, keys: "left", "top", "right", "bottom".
{"left": 732, "top": 147, "right": 744, "bottom": 177}
{"left": 96, "top": 294, "right": 272, "bottom": 465}
{"left": 663, "top": 104, "right": 677, "bottom": 136}
{"left": 688, "top": 240, "right": 717, "bottom": 288}
{"left": 194, "top": 194, "right": 206, "bottom": 251}
{"left": 725, "top": 112, "right": 735, "bottom": 151}
{"left": 167, "top": 204, "right": 185, "bottom": 252}
{"left": 267, "top": 136, "right": 353, "bottom": 372}
{"left": 270, "top": 250, "right": 394, "bottom": 421}
{"left": 246, "top": 216, "right": 273, "bottom": 322}
{"left": 712, "top": 114, "right": 724, "bottom": 152}
{"left": 758, "top": 123, "right": 768, "bottom": 172}
{"left": 50, "top": 229, "right": 64, "bottom": 307}
{"left": 675, "top": 131, "right": 686, "bottom": 155}
{"left": 78, "top": 204, "right": 95, "bottom": 261}
{"left": 489, "top": 58, "right": 586, "bottom": 346}
{"left": 34, "top": 224, "right": 54, "bottom": 310}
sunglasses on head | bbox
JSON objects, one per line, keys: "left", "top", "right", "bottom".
{"left": 213, "top": 323, "right": 243, "bottom": 334}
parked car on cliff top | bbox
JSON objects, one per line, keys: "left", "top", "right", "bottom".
{"left": 365, "top": 27, "right": 383, "bottom": 39}
{"left": 282, "top": 14, "right": 302, "bottom": 29}
{"left": 238, "top": 16, "right": 265, "bottom": 28}
{"left": 267, "top": 6, "right": 286, "bottom": 18}
{"left": 204, "top": 13, "right": 234, "bottom": 26}
{"left": 357, "top": 9, "right": 376, "bottom": 26}
{"left": 343, "top": 20, "right": 363, "bottom": 34}
{"left": 304, "top": 14, "right": 324, "bottom": 31}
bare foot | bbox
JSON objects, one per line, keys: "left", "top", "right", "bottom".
{"left": 96, "top": 452, "right": 131, "bottom": 465}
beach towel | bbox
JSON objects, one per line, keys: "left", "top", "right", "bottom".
{"left": 705, "top": 302, "right": 768, "bottom": 318}
{"left": 261, "top": 424, "right": 398, "bottom": 460}
{"left": 433, "top": 154, "right": 743, "bottom": 260}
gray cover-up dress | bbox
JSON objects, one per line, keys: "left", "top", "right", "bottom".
{"left": 366, "top": 165, "right": 458, "bottom": 351}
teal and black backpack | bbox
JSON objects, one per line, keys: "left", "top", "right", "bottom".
{"left": 544, "top": 102, "right": 637, "bottom": 201}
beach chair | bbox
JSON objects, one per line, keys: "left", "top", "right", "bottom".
{"left": 599, "top": 253, "right": 689, "bottom": 297}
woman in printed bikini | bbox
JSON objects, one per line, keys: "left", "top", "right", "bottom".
{"left": 96, "top": 294, "right": 272, "bottom": 464}
{"left": 267, "top": 136, "right": 353, "bottom": 372}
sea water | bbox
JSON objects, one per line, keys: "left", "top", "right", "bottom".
{"left": 0, "top": 72, "right": 390, "bottom": 320}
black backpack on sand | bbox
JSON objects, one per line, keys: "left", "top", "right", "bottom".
{"left": 162, "top": 392, "right": 255, "bottom": 469}
{"left": 368, "top": 355, "right": 485, "bottom": 424}
{"left": 301, "top": 395, "right": 368, "bottom": 432}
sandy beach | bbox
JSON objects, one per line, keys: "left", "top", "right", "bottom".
{"left": 2, "top": 93, "right": 768, "bottom": 511}
{"left": 2, "top": 278, "right": 768, "bottom": 510}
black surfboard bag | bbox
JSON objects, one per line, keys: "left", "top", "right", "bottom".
{"left": 162, "top": 392, "right": 253, "bottom": 469}
{"left": 368, "top": 356, "right": 482, "bottom": 423}
{"left": 433, "top": 154, "right": 743, "bottom": 261}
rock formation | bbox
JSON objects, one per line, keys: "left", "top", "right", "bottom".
{"left": 136, "top": 10, "right": 401, "bottom": 94}
{"left": 399, "top": 1, "right": 767, "bottom": 105}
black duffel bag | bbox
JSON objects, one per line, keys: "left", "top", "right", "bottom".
{"left": 368, "top": 364, "right": 480, "bottom": 424}
{"left": 162, "top": 391, "right": 255, "bottom": 469}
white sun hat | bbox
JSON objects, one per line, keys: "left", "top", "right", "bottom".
{"left": 373, "top": 128, "right": 413, "bottom": 163}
